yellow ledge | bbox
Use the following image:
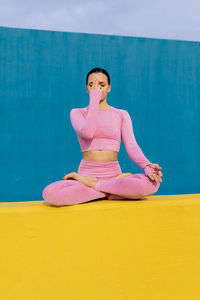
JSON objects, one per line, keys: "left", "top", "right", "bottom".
{"left": 1, "top": 194, "right": 200, "bottom": 300}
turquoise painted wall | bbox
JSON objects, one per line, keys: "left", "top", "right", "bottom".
{"left": 0, "top": 26, "right": 199, "bottom": 202}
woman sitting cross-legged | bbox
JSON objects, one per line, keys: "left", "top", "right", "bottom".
{"left": 42, "top": 67, "right": 163, "bottom": 206}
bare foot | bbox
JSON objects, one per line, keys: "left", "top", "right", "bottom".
{"left": 63, "top": 172, "right": 98, "bottom": 189}
{"left": 113, "top": 172, "right": 132, "bottom": 180}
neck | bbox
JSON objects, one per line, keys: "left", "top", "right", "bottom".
{"left": 99, "top": 98, "right": 110, "bottom": 110}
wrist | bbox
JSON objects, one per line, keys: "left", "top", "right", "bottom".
{"left": 144, "top": 165, "right": 155, "bottom": 176}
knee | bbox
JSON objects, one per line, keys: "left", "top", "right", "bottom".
{"left": 42, "top": 182, "right": 63, "bottom": 206}
{"left": 42, "top": 180, "right": 79, "bottom": 206}
{"left": 42, "top": 183, "right": 54, "bottom": 200}
{"left": 42, "top": 186, "right": 54, "bottom": 205}
{"left": 154, "top": 181, "right": 160, "bottom": 192}
{"left": 42, "top": 185, "right": 49, "bottom": 200}
{"left": 147, "top": 181, "right": 160, "bottom": 196}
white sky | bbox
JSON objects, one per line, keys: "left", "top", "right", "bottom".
{"left": 0, "top": 0, "right": 200, "bottom": 42}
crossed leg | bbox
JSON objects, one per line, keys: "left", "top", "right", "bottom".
{"left": 42, "top": 173, "right": 160, "bottom": 206}
{"left": 42, "top": 179, "right": 107, "bottom": 206}
{"left": 94, "top": 173, "right": 160, "bottom": 199}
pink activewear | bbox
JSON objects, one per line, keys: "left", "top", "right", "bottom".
{"left": 70, "top": 88, "right": 155, "bottom": 176}
{"left": 42, "top": 88, "right": 160, "bottom": 206}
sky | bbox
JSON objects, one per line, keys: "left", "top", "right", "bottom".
{"left": 0, "top": 0, "right": 200, "bottom": 42}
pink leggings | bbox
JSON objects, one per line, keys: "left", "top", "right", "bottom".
{"left": 42, "top": 159, "right": 160, "bottom": 206}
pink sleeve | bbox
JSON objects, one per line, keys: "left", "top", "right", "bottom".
{"left": 70, "top": 89, "right": 102, "bottom": 139}
{"left": 121, "top": 110, "right": 156, "bottom": 176}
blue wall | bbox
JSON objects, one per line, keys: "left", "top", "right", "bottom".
{"left": 0, "top": 26, "right": 200, "bottom": 202}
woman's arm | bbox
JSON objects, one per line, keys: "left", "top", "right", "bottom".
{"left": 121, "top": 109, "right": 155, "bottom": 175}
{"left": 70, "top": 89, "right": 102, "bottom": 139}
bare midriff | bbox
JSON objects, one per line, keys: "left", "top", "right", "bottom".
{"left": 82, "top": 150, "right": 118, "bottom": 162}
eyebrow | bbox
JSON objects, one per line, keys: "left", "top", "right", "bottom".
{"left": 89, "top": 81, "right": 106, "bottom": 84}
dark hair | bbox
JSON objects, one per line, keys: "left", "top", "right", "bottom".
{"left": 86, "top": 67, "right": 111, "bottom": 85}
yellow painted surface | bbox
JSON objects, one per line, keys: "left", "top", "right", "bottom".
{"left": 0, "top": 194, "right": 200, "bottom": 300}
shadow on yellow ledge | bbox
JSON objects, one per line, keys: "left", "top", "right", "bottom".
{"left": 1, "top": 193, "right": 200, "bottom": 300}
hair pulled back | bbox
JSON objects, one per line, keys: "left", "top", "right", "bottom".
{"left": 86, "top": 67, "right": 110, "bottom": 85}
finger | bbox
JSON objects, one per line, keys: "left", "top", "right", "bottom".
{"left": 151, "top": 164, "right": 161, "bottom": 170}
{"left": 94, "top": 80, "right": 99, "bottom": 90}
{"left": 147, "top": 174, "right": 155, "bottom": 181}
{"left": 153, "top": 174, "right": 158, "bottom": 182}
{"left": 96, "top": 82, "right": 101, "bottom": 90}
{"left": 155, "top": 164, "right": 161, "bottom": 170}
{"left": 151, "top": 174, "right": 161, "bottom": 182}
{"left": 147, "top": 164, "right": 161, "bottom": 170}
{"left": 153, "top": 175, "right": 160, "bottom": 182}
{"left": 155, "top": 177, "right": 161, "bottom": 182}
{"left": 95, "top": 79, "right": 99, "bottom": 89}
{"left": 156, "top": 174, "right": 162, "bottom": 182}
{"left": 155, "top": 170, "right": 162, "bottom": 177}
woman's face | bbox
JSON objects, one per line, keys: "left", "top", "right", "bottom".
{"left": 86, "top": 72, "right": 111, "bottom": 99}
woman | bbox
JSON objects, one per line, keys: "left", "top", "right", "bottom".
{"left": 42, "top": 67, "right": 163, "bottom": 206}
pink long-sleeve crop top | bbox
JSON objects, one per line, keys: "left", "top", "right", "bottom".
{"left": 70, "top": 88, "right": 155, "bottom": 176}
